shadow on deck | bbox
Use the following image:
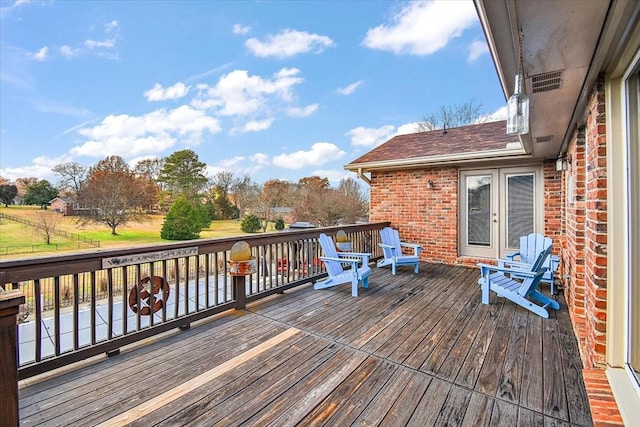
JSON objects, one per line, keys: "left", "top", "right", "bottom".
{"left": 19, "top": 263, "right": 592, "bottom": 426}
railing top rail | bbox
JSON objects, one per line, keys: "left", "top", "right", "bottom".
{"left": 0, "top": 222, "right": 389, "bottom": 283}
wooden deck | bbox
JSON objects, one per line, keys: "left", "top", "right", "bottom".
{"left": 18, "top": 263, "right": 592, "bottom": 426}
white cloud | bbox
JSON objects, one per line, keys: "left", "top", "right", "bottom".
{"left": 0, "top": 154, "right": 70, "bottom": 181}
{"left": 191, "top": 68, "right": 303, "bottom": 117}
{"left": 287, "top": 103, "right": 318, "bottom": 117}
{"left": 476, "top": 105, "right": 507, "bottom": 123}
{"left": 245, "top": 29, "right": 334, "bottom": 59}
{"left": 233, "top": 23, "right": 251, "bottom": 35}
{"left": 396, "top": 122, "right": 422, "bottom": 135}
{"left": 105, "top": 20, "right": 119, "bottom": 33}
{"left": 71, "top": 105, "right": 221, "bottom": 158}
{"left": 60, "top": 45, "right": 79, "bottom": 59}
{"left": 467, "top": 39, "right": 489, "bottom": 62}
{"left": 272, "top": 142, "right": 345, "bottom": 169}
{"left": 337, "top": 81, "right": 362, "bottom": 95}
{"left": 346, "top": 125, "right": 396, "bottom": 147}
{"left": 230, "top": 118, "right": 274, "bottom": 135}
{"left": 30, "top": 46, "right": 48, "bottom": 61}
{"left": 250, "top": 153, "right": 270, "bottom": 166}
{"left": 362, "top": 1, "right": 477, "bottom": 55}
{"left": 144, "top": 82, "right": 190, "bottom": 101}
{"left": 84, "top": 39, "right": 116, "bottom": 49}
{"left": 218, "top": 156, "right": 245, "bottom": 170}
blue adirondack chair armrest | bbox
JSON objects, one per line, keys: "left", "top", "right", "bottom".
{"left": 319, "top": 256, "right": 366, "bottom": 270}
{"left": 377, "top": 243, "right": 395, "bottom": 250}
{"left": 336, "top": 252, "right": 371, "bottom": 265}
{"left": 505, "top": 251, "right": 521, "bottom": 261}
{"left": 478, "top": 263, "right": 546, "bottom": 279}
{"left": 400, "top": 242, "right": 422, "bottom": 255}
{"left": 497, "top": 258, "right": 532, "bottom": 270}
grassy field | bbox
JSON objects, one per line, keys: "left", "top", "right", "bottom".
{"left": 0, "top": 206, "right": 254, "bottom": 259}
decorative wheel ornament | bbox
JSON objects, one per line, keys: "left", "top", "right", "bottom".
{"left": 128, "top": 276, "right": 170, "bottom": 315}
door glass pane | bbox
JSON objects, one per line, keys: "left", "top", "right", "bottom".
{"left": 467, "top": 175, "right": 491, "bottom": 246}
{"left": 506, "top": 174, "right": 534, "bottom": 248}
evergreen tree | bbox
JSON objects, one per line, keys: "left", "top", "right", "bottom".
{"left": 160, "top": 196, "right": 204, "bottom": 240}
{"left": 240, "top": 214, "right": 262, "bottom": 233}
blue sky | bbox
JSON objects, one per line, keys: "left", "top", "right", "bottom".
{"left": 0, "top": 0, "right": 506, "bottom": 186}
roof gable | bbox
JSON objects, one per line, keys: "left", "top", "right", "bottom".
{"left": 346, "top": 120, "right": 522, "bottom": 171}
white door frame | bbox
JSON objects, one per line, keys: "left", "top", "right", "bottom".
{"left": 459, "top": 166, "right": 543, "bottom": 259}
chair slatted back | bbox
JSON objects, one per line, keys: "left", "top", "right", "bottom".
{"left": 520, "top": 233, "right": 552, "bottom": 265}
{"left": 380, "top": 227, "right": 402, "bottom": 258}
{"left": 319, "top": 233, "right": 344, "bottom": 276}
{"left": 519, "top": 244, "right": 553, "bottom": 296}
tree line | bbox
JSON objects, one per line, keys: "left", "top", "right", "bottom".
{"left": 0, "top": 149, "right": 368, "bottom": 239}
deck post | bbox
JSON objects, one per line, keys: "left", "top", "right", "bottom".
{"left": 0, "top": 290, "right": 25, "bottom": 427}
{"left": 233, "top": 275, "right": 246, "bottom": 309}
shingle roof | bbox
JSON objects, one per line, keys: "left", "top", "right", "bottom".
{"left": 346, "top": 120, "right": 520, "bottom": 169}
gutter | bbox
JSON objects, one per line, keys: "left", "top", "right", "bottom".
{"left": 356, "top": 168, "right": 371, "bottom": 185}
{"left": 345, "top": 144, "right": 528, "bottom": 173}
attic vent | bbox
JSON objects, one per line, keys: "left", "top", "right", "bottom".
{"left": 535, "top": 135, "right": 553, "bottom": 143}
{"left": 530, "top": 70, "right": 563, "bottom": 93}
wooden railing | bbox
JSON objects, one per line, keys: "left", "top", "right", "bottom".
{"left": 0, "top": 222, "right": 389, "bottom": 380}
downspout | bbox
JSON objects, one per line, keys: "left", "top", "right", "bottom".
{"left": 357, "top": 168, "right": 371, "bottom": 185}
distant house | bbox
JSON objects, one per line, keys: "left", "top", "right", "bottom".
{"left": 49, "top": 197, "right": 77, "bottom": 216}
{"left": 269, "top": 207, "right": 294, "bottom": 223}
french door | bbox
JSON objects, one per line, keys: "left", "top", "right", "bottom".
{"left": 459, "top": 167, "right": 543, "bottom": 259}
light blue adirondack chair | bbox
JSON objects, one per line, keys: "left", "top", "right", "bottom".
{"left": 377, "top": 227, "right": 422, "bottom": 275}
{"left": 505, "top": 232, "right": 560, "bottom": 294}
{"left": 478, "top": 245, "right": 560, "bottom": 318}
{"left": 314, "top": 233, "right": 372, "bottom": 297}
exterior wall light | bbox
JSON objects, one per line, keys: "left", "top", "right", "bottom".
{"left": 507, "top": 74, "right": 530, "bottom": 135}
{"left": 428, "top": 180, "right": 434, "bottom": 189}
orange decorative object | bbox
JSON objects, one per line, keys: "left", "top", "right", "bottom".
{"left": 228, "top": 257, "right": 257, "bottom": 276}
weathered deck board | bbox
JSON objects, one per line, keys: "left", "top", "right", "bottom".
{"left": 18, "top": 263, "right": 594, "bottom": 426}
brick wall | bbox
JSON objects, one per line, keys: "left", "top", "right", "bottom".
{"left": 369, "top": 168, "right": 459, "bottom": 264}
{"left": 369, "top": 163, "right": 563, "bottom": 269}
{"left": 564, "top": 127, "right": 588, "bottom": 347}
{"left": 584, "top": 78, "right": 608, "bottom": 368}
{"left": 560, "top": 77, "right": 608, "bottom": 369}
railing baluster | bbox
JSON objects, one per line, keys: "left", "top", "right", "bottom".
{"left": 73, "top": 274, "right": 79, "bottom": 350}
{"left": 204, "top": 254, "right": 210, "bottom": 309}
{"left": 90, "top": 271, "right": 96, "bottom": 345}
{"left": 107, "top": 269, "right": 114, "bottom": 340}
{"left": 195, "top": 255, "right": 200, "bottom": 312}
{"left": 53, "top": 276, "right": 61, "bottom": 356}
{"left": 35, "top": 279, "right": 42, "bottom": 362}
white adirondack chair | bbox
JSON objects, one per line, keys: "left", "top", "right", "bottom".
{"left": 478, "top": 244, "right": 560, "bottom": 318}
{"left": 505, "top": 232, "right": 560, "bottom": 294}
{"left": 314, "top": 233, "right": 372, "bottom": 297}
{"left": 377, "top": 227, "right": 422, "bottom": 275}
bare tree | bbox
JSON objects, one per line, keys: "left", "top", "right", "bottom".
{"left": 417, "top": 99, "right": 486, "bottom": 131}
{"left": 231, "top": 174, "right": 261, "bottom": 217}
{"left": 338, "top": 177, "right": 368, "bottom": 223}
{"left": 35, "top": 210, "right": 60, "bottom": 245}
{"left": 52, "top": 162, "right": 88, "bottom": 197}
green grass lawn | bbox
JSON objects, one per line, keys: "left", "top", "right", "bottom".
{"left": 0, "top": 206, "right": 273, "bottom": 259}
{"left": 0, "top": 219, "right": 90, "bottom": 255}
